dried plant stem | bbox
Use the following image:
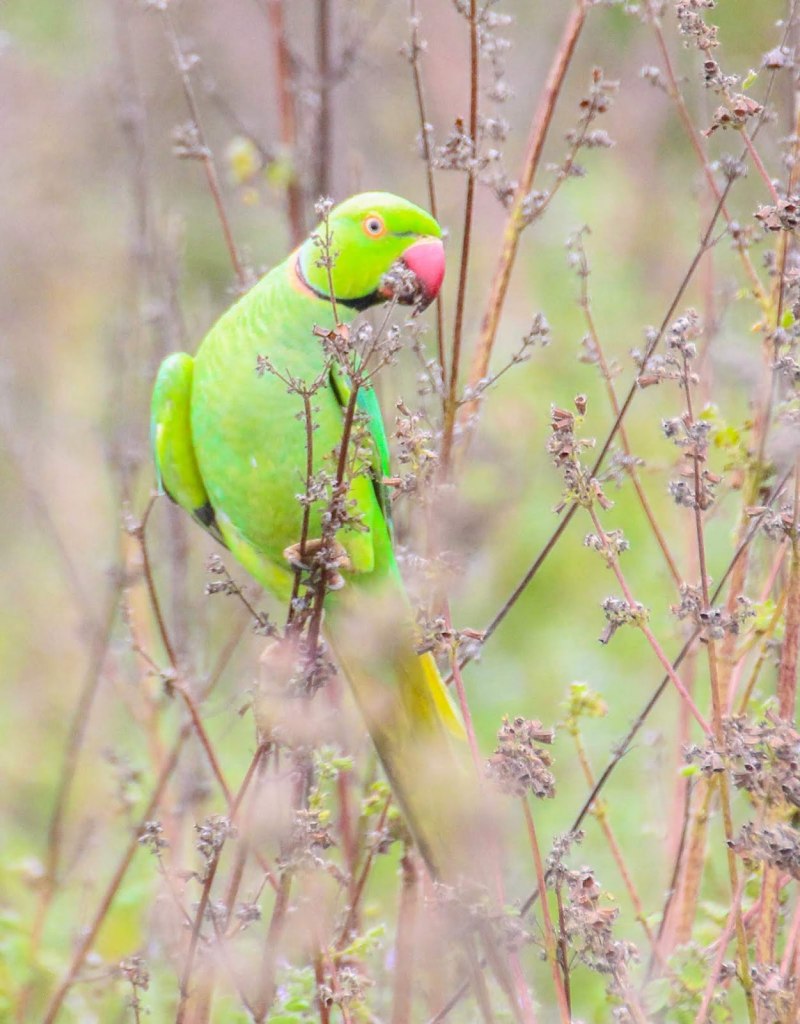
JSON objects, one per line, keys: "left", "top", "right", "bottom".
{"left": 693, "top": 873, "right": 747, "bottom": 1024}
{"left": 726, "top": 538, "right": 787, "bottom": 713}
{"left": 175, "top": 744, "right": 268, "bottom": 1024}
{"left": 682, "top": 365, "right": 754, "bottom": 1017}
{"left": 337, "top": 796, "right": 391, "bottom": 946}
{"left": 587, "top": 505, "right": 711, "bottom": 735}
{"left": 667, "top": 777, "right": 713, "bottom": 949}
{"left": 756, "top": 472, "right": 800, "bottom": 965}
{"left": 738, "top": 125, "right": 780, "bottom": 203}
{"left": 37, "top": 573, "right": 269, "bottom": 1024}
{"left": 315, "top": 0, "right": 333, "bottom": 199}
{"left": 781, "top": 893, "right": 800, "bottom": 977}
{"left": 464, "top": 932, "right": 497, "bottom": 1024}
{"left": 18, "top": 588, "right": 121, "bottom": 1024}
{"left": 756, "top": 864, "right": 781, "bottom": 966}
{"left": 313, "top": 954, "right": 332, "bottom": 1024}
{"left": 41, "top": 732, "right": 190, "bottom": 1024}
{"left": 137, "top": 503, "right": 236, "bottom": 806}
{"left": 777, "top": 469, "right": 800, "bottom": 719}
{"left": 161, "top": 6, "right": 247, "bottom": 288}
{"left": 651, "top": 21, "right": 768, "bottom": 309}
{"left": 253, "top": 869, "right": 294, "bottom": 1021}
{"left": 407, "top": 0, "right": 445, "bottom": 377}
{"left": 459, "top": 185, "right": 732, "bottom": 677}
{"left": 515, "top": 470, "right": 792, "bottom": 932}
{"left": 265, "top": 0, "right": 305, "bottom": 245}
{"left": 391, "top": 850, "right": 420, "bottom": 1024}
{"left": 579, "top": 269, "right": 682, "bottom": 586}
{"left": 440, "top": 0, "right": 479, "bottom": 474}
{"left": 461, "top": 0, "right": 587, "bottom": 428}
{"left": 569, "top": 729, "right": 659, "bottom": 955}
{"left": 521, "top": 800, "right": 571, "bottom": 1024}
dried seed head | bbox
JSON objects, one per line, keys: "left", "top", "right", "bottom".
{"left": 485, "top": 716, "right": 556, "bottom": 799}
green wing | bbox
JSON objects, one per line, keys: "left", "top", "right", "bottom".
{"left": 329, "top": 360, "right": 393, "bottom": 538}
{"left": 151, "top": 352, "right": 226, "bottom": 547}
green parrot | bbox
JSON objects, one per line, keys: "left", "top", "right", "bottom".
{"left": 151, "top": 192, "right": 484, "bottom": 880}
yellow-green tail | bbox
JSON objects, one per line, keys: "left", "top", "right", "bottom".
{"left": 326, "top": 586, "right": 490, "bottom": 881}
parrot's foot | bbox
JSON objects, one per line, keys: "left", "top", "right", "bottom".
{"left": 283, "top": 538, "right": 352, "bottom": 591}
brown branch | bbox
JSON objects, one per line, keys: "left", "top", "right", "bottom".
{"left": 315, "top": 0, "right": 333, "bottom": 199}
{"left": 521, "top": 800, "right": 570, "bottom": 1024}
{"left": 391, "top": 850, "right": 420, "bottom": 1024}
{"left": 778, "top": 468, "right": 800, "bottom": 719}
{"left": 265, "top": 0, "right": 305, "bottom": 244}
{"left": 41, "top": 732, "right": 190, "bottom": 1024}
{"left": 407, "top": 0, "right": 445, "bottom": 379}
{"left": 160, "top": 6, "right": 247, "bottom": 288}
{"left": 175, "top": 744, "right": 268, "bottom": 1024}
{"left": 252, "top": 869, "right": 294, "bottom": 1022}
{"left": 440, "top": 0, "right": 480, "bottom": 474}
{"left": 455, "top": 183, "right": 732, "bottom": 676}
{"left": 460, "top": 0, "right": 587, "bottom": 427}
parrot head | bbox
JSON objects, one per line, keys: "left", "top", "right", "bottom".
{"left": 297, "top": 192, "right": 445, "bottom": 312}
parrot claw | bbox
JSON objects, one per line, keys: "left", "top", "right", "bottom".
{"left": 283, "top": 538, "right": 353, "bottom": 590}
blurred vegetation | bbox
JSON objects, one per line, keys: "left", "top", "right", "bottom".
{"left": 2, "top": 0, "right": 800, "bottom": 1021}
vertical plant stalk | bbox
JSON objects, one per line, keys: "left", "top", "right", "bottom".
{"left": 337, "top": 796, "right": 391, "bottom": 946}
{"left": 136, "top": 505, "right": 235, "bottom": 806}
{"left": 576, "top": 246, "right": 683, "bottom": 586}
{"left": 253, "top": 870, "right": 294, "bottom": 1021}
{"left": 569, "top": 727, "right": 659, "bottom": 955}
{"left": 777, "top": 470, "right": 800, "bottom": 720}
{"left": 407, "top": 0, "right": 445, "bottom": 378}
{"left": 440, "top": 0, "right": 480, "bottom": 474}
{"left": 460, "top": 0, "right": 587, "bottom": 428}
{"left": 37, "top": 593, "right": 270, "bottom": 1024}
{"left": 446, "top": 613, "right": 535, "bottom": 1024}
{"left": 693, "top": 874, "right": 747, "bottom": 1024}
{"left": 650, "top": 21, "right": 768, "bottom": 310}
{"left": 174, "top": 744, "right": 267, "bottom": 1024}
{"left": 18, "top": 590, "right": 120, "bottom": 1024}
{"left": 266, "top": 0, "right": 305, "bottom": 245}
{"left": 757, "top": 469, "right": 800, "bottom": 964}
{"left": 516, "top": 472, "right": 792, "bottom": 927}
{"left": 161, "top": 6, "right": 247, "bottom": 288}
{"left": 521, "top": 800, "right": 571, "bottom": 1024}
{"left": 41, "top": 734, "right": 190, "bottom": 1024}
{"left": 586, "top": 506, "right": 711, "bottom": 735}
{"left": 454, "top": 185, "right": 731, "bottom": 681}
{"left": 681, "top": 356, "right": 755, "bottom": 1019}
{"left": 391, "top": 850, "right": 420, "bottom": 1024}
{"left": 315, "top": 0, "right": 333, "bottom": 199}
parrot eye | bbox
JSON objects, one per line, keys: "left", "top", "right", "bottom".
{"left": 363, "top": 214, "right": 386, "bottom": 237}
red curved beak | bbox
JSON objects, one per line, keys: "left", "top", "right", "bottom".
{"left": 401, "top": 237, "right": 445, "bottom": 308}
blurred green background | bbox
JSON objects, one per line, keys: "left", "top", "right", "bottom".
{"left": 0, "top": 0, "right": 792, "bottom": 1019}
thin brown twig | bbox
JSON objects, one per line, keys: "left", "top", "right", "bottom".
{"left": 693, "top": 873, "right": 747, "bottom": 1024}
{"left": 265, "top": 0, "right": 305, "bottom": 245}
{"left": 391, "top": 850, "right": 420, "bottom": 1024}
{"left": 461, "top": 0, "right": 587, "bottom": 428}
{"left": 575, "top": 242, "right": 683, "bottom": 586}
{"left": 41, "top": 732, "right": 190, "bottom": 1024}
{"left": 521, "top": 800, "right": 571, "bottom": 1024}
{"left": 160, "top": 5, "right": 247, "bottom": 288}
{"left": 315, "top": 0, "right": 333, "bottom": 200}
{"left": 407, "top": 0, "right": 445, "bottom": 380}
{"left": 587, "top": 504, "right": 711, "bottom": 735}
{"left": 452, "top": 182, "right": 733, "bottom": 682}
{"left": 514, "top": 467, "right": 793, "bottom": 923}
{"left": 680, "top": 353, "right": 753, "bottom": 1016}
{"left": 440, "top": 0, "right": 480, "bottom": 475}
{"left": 175, "top": 743, "right": 269, "bottom": 1024}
